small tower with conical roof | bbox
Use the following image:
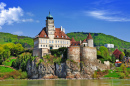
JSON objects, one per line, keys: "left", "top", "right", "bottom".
{"left": 46, "top": 12, "right": 55, "bottom": 39}
{"left": 87, "top": 33, "right": 93, "bottom": 47}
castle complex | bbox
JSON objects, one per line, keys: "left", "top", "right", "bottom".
{"left": 30, "top": 12, "right": 110, "bottom": 79}
{"left": 33, "top": 12, "right": 96, "bottom": 60}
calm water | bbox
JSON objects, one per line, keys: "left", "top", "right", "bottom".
{"left": 0, "top": 79, "right": 130, "bottom": 86}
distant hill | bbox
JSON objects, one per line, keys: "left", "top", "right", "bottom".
{"left": 0, "top": 32, "right": 33, "bottom": 48}
{"left": 67, "top": 32, "right": 130, "bottom": 49}
{"left": 0, "top": 32, "right": 130, "bottom": 49}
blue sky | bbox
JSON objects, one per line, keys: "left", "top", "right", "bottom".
{"left": 0, "top": 0, "right": 130, "bottom": 42}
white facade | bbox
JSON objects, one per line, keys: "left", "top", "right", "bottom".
{"left": 104, "top": 44, "right": 114, "bottom": 48}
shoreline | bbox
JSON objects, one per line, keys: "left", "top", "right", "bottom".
{"left": 0, "top": 77, "right": 121, "bottom": 81}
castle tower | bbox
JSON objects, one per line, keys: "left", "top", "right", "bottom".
{"left": 87, "top": 33, "right": 93, "bottom": 47}
{"left": 46, "top": 12, "right": 55, "bottom": 39}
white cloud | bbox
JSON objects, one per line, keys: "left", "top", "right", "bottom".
{"left": 26, "top": 12, "right": 34, "bottom": 16}
{"left": 0, "top": 2, "right": 39, "bottom": 29}
{"left": 21, "top": 19, "right": 34, "bottom": 22}
{"left": 86, "top": 10, "right": 130, "bottom": 22}
{"left": 13, "top": 31, "right": 23, "bottom": 35}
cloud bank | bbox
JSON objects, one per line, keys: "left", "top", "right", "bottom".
{"left": 86, "top": 10, "right": 130, "bottom": 22}
{"left": 0, "top": 2, "right": 38, "bottom": 29}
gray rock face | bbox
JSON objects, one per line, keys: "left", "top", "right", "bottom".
{"left": 26, "top": 59, "right": 55, "bottom": 79}
{"left": 26, "top": 58, "right": 109, "bottom": 79}
{"left": 55, "top": 63, "right": 66, "bottom": 78}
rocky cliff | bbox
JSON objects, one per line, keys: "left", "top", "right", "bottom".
{"left": 26, "top": 56, "right": 109, "bottom": 79}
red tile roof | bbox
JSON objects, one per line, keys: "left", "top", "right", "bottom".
{"left": 113, "top": 49, "right": 122, "bottom": 59}
{"left": 38, "top": 27, "right": 49, "bottom": 38}
{"left": 83, "top": 39, "right": 87, "bottom": 43}
{"left": 37, "top": 27, "right": 70, "bottom": 39}
{"left": 71, "top": 41, "right": 80, "bottom": 46}
{"left": 54, "top": 28, "right": 70, "bottom": 39}
{"left": 87, "top": 33, "right": 93, "bottom": 39}
{"left": 70, "top": 37, "right": 76, "bottom": 42}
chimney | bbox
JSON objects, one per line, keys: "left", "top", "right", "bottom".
{"left": 63, "top": 28, "right": 65, "bottom": 33}
{"left": 60, "top": 26, "right": 62, "bottom": 31}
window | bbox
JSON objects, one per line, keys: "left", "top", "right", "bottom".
{"left": 46, "top": 45, "right": 47, "bottom": 47}
{"left": 57, "top": 36, "right": 59, "bottom": 38}
{"left": 55, "top": 40, "right": 57, "bottom": 43}
{"left": 41, "top": 40, "right": 42, "bottom": 43}
{"left": 58, "top": 41, "right": 59, "bottom": 43}
{"left": 43, "top": 40, "right": 45, "bottom": 43}
{"left": 65, "top": 36, "right": 67, "bottom": 38}
{"left": 44, "top": 35, "right": 46, "bottom": 37}
{"left": 52, "top": 40, "right": 53, "bottom": 43}
{"left": 41, "top": 45, "right": 42, "bottom": 47}
{"left": 56, "top": 45, "right": 57, "bottom": 47}
{"left": 43, "top": 45, "right": 45, "bottom": 47}
{"left": 67, "top": 41, "right": 68, "bottom": 44}
{"left": 49, "top": 40, "right": 51, "bottom": 43}
{"left": 63, "top": 41, "right": 64, "bottom": 44}
{"left": 46, "top": 40, "right": 47, "bottom": 43}
{"left": 58, "top": 45, "right": 59, "bottom": 47}
{"left": 61, "top": 41, "right": 62, "bottom": 44}
{"left": 62, "top": 36, "right": 63, "bottom": 38}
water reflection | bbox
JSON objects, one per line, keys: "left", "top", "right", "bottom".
{"left": 0, "top": 79, "right": 130, "bottom": 86}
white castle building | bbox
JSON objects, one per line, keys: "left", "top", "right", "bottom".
{"left": 33, "top": 12, "right": 71, "bottom": 57}
{"left": 33, "top": 12, "right": 94, "bottom": 57}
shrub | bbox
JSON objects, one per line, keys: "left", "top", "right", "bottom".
{"left": 119, "top": 73, "right": 125, "bottom": 79}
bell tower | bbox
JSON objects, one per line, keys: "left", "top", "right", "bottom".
{"left": 46, "top": 12, "right": 55, "bottom": 39}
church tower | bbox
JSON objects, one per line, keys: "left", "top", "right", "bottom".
{"left": 46, "top": 12, "right": 55, "bottom": 39}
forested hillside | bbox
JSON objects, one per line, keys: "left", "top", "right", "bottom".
{"left": 67, "top": 32, "right": 130, "bottom": 49}
{"left": 0, "top": 32, "right": 130, "bottom": 49}
{"left": 0, "top": 32, "right": 33, "bottom": 48}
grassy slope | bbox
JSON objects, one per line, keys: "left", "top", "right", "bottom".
{"left": 0, "top": 66, "right": 14, "bottom": 73}
{"left": 67, "top": 32, "right": 130, "bottom": 49}
{"left": 2, "top": 56, "right": 16, "bottom": 66}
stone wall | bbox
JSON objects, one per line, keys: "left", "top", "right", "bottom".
{"left": 33, "top": 48, "right": 42, "bottom": 57}
{"left": 42, "top": 48, "right": 49, "bottom": 57}
{"left": 67, "top": 46, "right": 80, "bottom": 62}
{"left": 80, "top": 47, "right": 97, "bottom": 61}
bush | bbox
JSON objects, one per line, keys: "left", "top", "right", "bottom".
{"left": 20, "top": 71, "right": 27, "bottom": 79}
{"left": 119, "top": 73, "right": 125, "bottom": 79}
{"left": 92, "top": 71, "right": 97, "bottom": 78}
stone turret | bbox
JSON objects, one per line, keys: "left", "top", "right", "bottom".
{"left": 87, "top": 33, "right": 93, "bottom": 47}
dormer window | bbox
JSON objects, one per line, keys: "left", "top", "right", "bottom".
{"left": 44, "top": 35, "right": 46, "bottom": 37}
{"left": 62, "top": 36, "right": 63, "bottom": 38}
{"left": 57, "top": 36, "right": 59, "bottom": 38}
{"left": 65, "top": 36, "right": 67, "bottom": 38}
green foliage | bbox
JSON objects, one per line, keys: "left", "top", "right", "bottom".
{"left": 92, "top": 71, "right": 97, "bottom": 78}
{"left": 104, "top": 64, "right": 130, "bottom": 79}
{"left": 67, "top": 32, "right": 130, "bottom": 49}
{"left": 11, "top": 52, "right": 35, "bottom": 71}
{"left": 119, "top": 73, "right": 125, "bottom": 79}
{"left": 0, "top": 32, "right": 33, "bottom": 48}
{"left": 2, "top": 57, "right": 16, "bottom": 66}
{"left": 124, "top": 49, "right": 130, "bottom": 57}
{"left": 119, "top": 53, "right": 124, "bottom": 61}
{"left": 0, "top": 66, "right": 14, "bottom": 73}
{"left": 99, "top": 46, "right": 109, "bottom": 59}
{"left": 111, "top": 54, "right": 116, "bottom": 63}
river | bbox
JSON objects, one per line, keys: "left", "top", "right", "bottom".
{"left": 0, "top": 79, "right": 130, "bottom": 86}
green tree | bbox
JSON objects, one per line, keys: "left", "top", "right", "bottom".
{"left": 14, "top": 43, "right": 24, "bottom": 56}
{"left": 111, "top": 54, "right": 116, "bottom": 63}
{"left": 119, "top": 53, "right": 124, "bottom": 61}
{"left": 99, "top": 46, "right": 109, "bottom": 60}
